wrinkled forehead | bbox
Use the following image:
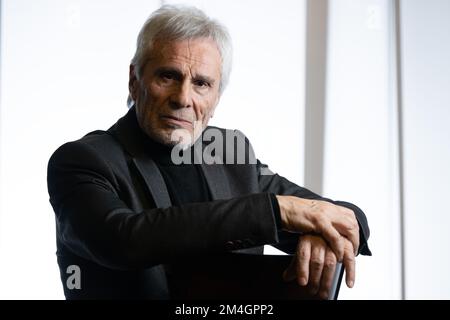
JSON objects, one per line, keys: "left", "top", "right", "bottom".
{"left": 146, "top": 38, "right": 222, "bottom": 73}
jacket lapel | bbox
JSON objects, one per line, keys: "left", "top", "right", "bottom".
{"left": 191, "top": 134, "right": 233, "bottom": 201}
{"left": 109, "top": 107, "right": 172, "bottom": 209}
{"left": 132, "top": 156, "right": 172, "bottom": 209}
{"left": 200, "top": 163, "right": 233, "bottom": 200}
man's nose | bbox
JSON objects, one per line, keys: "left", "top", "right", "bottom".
{"left": 169, "top": 81, "right": 193, "bottom": 109}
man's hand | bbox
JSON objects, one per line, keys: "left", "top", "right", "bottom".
{"left": 283, "top": 234, "right": 356, "bottom": 300}
{"left": 276, "top": 195, "right": 359, "bottom": 260}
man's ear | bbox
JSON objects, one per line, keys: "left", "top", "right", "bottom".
{"left": 129, "top": 64, "right": 138, "bottom": 101}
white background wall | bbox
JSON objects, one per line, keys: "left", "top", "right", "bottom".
{"left": 0, "top": 0, "right": 449, "bottom": 300}
{"left": 0, "top": 0, "right": 306, "bottom": 299}
{"left": 400, "top": 0, "right": 450, "bottom": 299}
{"left": 324, "top": 0, "right": 402, "bottom": 299}
{"left": 166, "top": 0, "right": 307, "bottom": 185}
{"left": 0, "top": 0, "right": 161, "bottom": 299}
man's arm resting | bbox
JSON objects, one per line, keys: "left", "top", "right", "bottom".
{"left": 258, "top": 160, "right": 371, "bottom": 256}
{"left": 48, "top": 141, "right": 279, "bottom": 271}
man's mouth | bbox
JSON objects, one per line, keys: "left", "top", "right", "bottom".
{"left": 161, "top": 115, "right": 193, "bottom": 128}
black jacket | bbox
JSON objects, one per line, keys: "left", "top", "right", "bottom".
{"left": 47, "top": 107, "right": 370, "bottom": 299}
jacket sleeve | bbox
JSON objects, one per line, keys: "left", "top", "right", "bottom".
{"left": 47, "top": 141, "right": 279, "bottom": 271}
{"left": 257, "top": 159, "right": 372, "bottom": 256}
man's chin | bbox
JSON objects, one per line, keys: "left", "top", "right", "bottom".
{"left": 147, "top": 128, "right": 195, "bottom": 149}
{"left": 169, "top": 128, "right": 198, "bottom": 149}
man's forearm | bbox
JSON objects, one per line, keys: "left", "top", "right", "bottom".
{"left": 53, "top": 192, "right": 280, "bottom": 270}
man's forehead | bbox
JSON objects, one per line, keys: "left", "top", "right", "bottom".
{"left": 150, "top": 38, "right": 221, "bottom": 66}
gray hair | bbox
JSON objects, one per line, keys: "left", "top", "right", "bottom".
{"left": 127, "top": 5, "right": 233, "bottom": 107}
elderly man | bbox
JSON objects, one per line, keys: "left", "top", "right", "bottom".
{"left": 47, "top": 5, "right": 370, "bottom": 300}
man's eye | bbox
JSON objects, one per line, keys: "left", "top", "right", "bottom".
{"left": 194, "top": 80, "right": 209, "bottom": 87}
{"left": 160, "top": 72, "right": 176, "bottom": 80}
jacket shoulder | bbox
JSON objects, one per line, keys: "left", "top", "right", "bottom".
{"left": 49, "top": 130, "right": 124, "bottom": 165}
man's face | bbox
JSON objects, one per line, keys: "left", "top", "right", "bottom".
{"left": 129, "top": 38, "right": 222, "bottom": 147}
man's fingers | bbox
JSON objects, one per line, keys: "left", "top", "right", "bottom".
{"left": 343, "top": 230, "right": 359, "bottom": 257}
{"left": 296, "top": 239, "right": 311, "bottom": 286}
{"left": 343, "top": 241, "right": 356, "bottom": 288}
{"left": 318, "top": 248, "right": 337, "bottom": 299}
{"left": 278, "top": 197, "right": 360, "bottom": 257}
{"left": 338, "top": 225, "right": 359, "bottom": 257}
{"left": 308, "top": 241, "right": 325, "bottom": 296}
{"left": 319, "top": 223, "right": 344, "bottom": 261}
{"left": 285, "top": 234, "right": 357, "bottom": 298}
{"left": 334, "top": 207, "right": 360, "bottom": 255}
